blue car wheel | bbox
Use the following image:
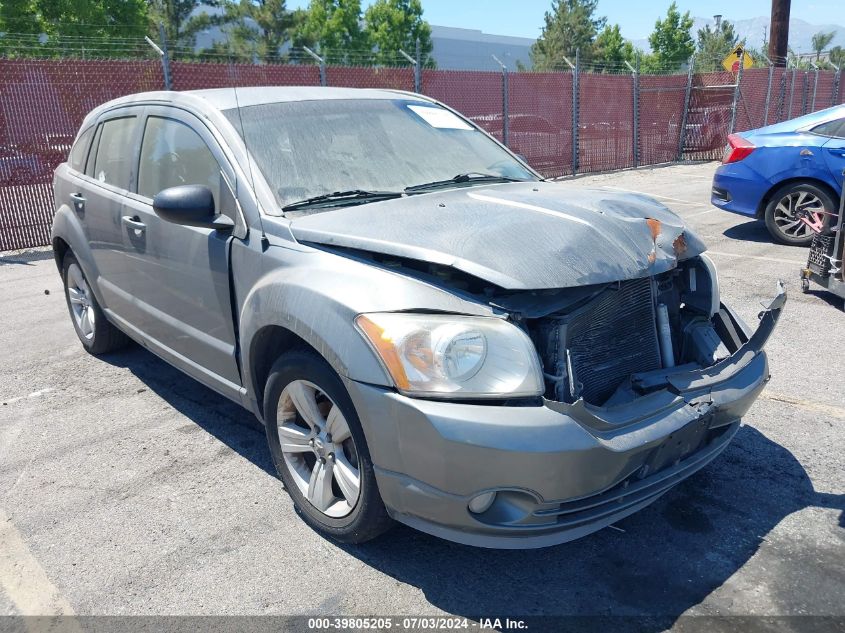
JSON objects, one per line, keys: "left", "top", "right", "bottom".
{"left": 763, "top": 181, "right": 835, "bottom": 246}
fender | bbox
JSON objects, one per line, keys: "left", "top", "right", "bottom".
{"left": 237, "top": 244, "right": 495, "bottom": 404}
{"left": 766, "top": 165, "right": 840, "bottom": 194}
{"left": 50, "top": 202, "right": 107, "bottom": 308}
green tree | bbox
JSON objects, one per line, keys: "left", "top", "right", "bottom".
{"left": 592, "top": 24, "right": 634, "bottom": 71}
{"left": 363, "top": 0, "right": 433, "bottom": 67}
{"left": 646, "top": 2, "right": 693, "bottom": 73}
{"left": 830, "top": 46, "right": 845, "bottom": 68}
{"left": 530, "top": 0, "right": 606, "bottom": 70}
{"left": 294, "top": 0, "right": 368, "bottom": 64}
{"left": 741, "top": 45, "right": 770, "bottom": 69}
{"left": 149, "top": 0, "right": 209, "bottom": 52}
{"left": 0, "top": 0, "right": 46, "bottom": 37}
{"left": 201, "top": 0, "right": 296, "bottom": 62}
{"left": 811, "top": 30, "right": 835, "bottom": 61}
{"left": 0, "top": 0, "right": 148, "bottom": 57}
{"left": 695, "top": 19, "right": 738, "bottom": 72}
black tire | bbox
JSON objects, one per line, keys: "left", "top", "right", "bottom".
{"left": 264, "top": 349, "right": 393, "bottom": 544}
{"left": 62, "top": 252, "right": 130, "bottom": 355}
{"left": 764, "top": 182, "right": 835, "bottom": 246}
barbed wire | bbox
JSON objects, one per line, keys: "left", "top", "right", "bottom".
{"left": 2, "top": 31, "right": 843, "bottom": 74}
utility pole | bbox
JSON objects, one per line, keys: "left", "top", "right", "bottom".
{"left": 768, "top": 0, "right": 790, "bottom": 68}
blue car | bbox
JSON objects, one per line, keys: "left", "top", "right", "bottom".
{"left": 711, "top": 104, "right": 845, "bottom": 245}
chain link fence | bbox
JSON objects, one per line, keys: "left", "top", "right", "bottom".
{"left": 639, "top": 73, "right": 689, "bottom": 165}
{"left": 578, "top": 71, "right": 634, "bottom": 173}
{"left": 0, "top": 57, "right": 163, "bottom": 250}
{"left": 1, "top": 44, "right": 843, "bottom": 251}
{"left": 508, "top": 71, "right": 573, "bottom": 179}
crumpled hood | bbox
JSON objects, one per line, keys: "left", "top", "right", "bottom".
{"left": 288, "top": 181, "right": 706, "bottom": 290}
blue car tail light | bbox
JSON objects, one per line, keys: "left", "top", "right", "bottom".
{"left": 722, "top": 134, "right": 756, "bottom": 164}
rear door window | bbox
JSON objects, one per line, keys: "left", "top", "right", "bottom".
{"left": 68, "top": 126, "right": 94, "bottom": 172}
{"left": 137, "top": 116, "right": 221, "bottom": 205}
{"left": 92, "top": 116, "right": 137, "bottom": 189}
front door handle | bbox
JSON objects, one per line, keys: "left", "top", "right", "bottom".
{"left": 121, "top": 215, "right": 146, "bottom": 232}
{"left": 69, "top": 192, "right": 85, "bottom": 203}
{"left": 828, "top": 148, "right": 845, "bottom": 157}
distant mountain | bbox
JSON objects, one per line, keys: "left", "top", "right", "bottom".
{"left": 631, "top": 16, "right": 845, "bottom": 55}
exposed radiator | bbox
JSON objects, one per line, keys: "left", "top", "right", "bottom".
{"left": 537, "top": 277, "right": 662, "bottom": 404}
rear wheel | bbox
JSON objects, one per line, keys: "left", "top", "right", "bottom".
{"left": 264, "top": 349, "right": 393, "bottom": 543}
{"left": 764, "top": 182, "right": 834, "bottom": 246}
{"left": 62, "top": 252, "right": 129, "bottom": 354}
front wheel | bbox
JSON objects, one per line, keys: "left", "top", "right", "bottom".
{"left": 764, "top": 182, "right": 835, "bottom": 246}
{"left": 62, "top": 252, "right": 129, "bottom": 354}
{"left": 264, "top": 349, "right": 393, "bottom": 543}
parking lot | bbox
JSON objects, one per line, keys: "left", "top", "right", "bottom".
{"left": 1, "top": 162, "right": 843, "bottom": 629}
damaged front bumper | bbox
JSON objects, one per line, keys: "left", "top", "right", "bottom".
{"left": 346, "top": 284, "right": 786, "bottom": 549}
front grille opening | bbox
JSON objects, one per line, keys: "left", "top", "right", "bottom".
{"left": 531, "top": 277, "right": 661, "bottom": 404}
{"left": 527, "top": 263, "right": 729, "bottom": 407}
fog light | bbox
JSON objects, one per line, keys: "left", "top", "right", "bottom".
{"left": 468, "top": 491, "right": 497, "bottom": 514}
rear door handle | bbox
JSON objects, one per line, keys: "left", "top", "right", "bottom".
{"left": 69, "top": 192, "right": 85, "bottom": 215}
{"left": 121, "top": 215, "right": 146, "bottom": 232}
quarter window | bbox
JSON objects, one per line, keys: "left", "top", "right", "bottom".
{"left": 92, "top": 117, "right": 137, "bottom": 189}
{"left": 137, "top": 116, "right": 221, "bottom": 204}
{"left": 85, "top": 124, "right": 102, "bottom": 177}
{"left": 68, "top": 126, "right": 94, "bottom": 172}
{"left": 810, "top": 118, "right": 845, "bottom": 138}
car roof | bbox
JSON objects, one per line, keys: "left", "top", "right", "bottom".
{"left": 190, "top": 86, "right": 423, "bottom": 109}
{"left": 744, "top": 103, "right": 845, "bottom": 137}
{"left": 85, "top": 86, "right": 430, "bottom": 122}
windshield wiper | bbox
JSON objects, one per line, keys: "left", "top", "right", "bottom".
{"left": 282, "top": 189, "right": 404, "bottom": 212}
{"left": 404, "top": 173, "right": 526, "bottom": 194}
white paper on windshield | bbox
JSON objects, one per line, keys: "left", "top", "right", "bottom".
{"left": 407, "top": 105, "right": 473, "bottom": 130}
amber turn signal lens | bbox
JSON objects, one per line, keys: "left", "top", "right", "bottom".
{"left": 355, "top": 315, "right": 410, "bottom": 390}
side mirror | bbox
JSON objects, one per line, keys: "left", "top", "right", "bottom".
{"left": 152, "top": 185, "right": 234, "bottom": 231}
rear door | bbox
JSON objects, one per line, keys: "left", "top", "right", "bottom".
{"left": 819, "top": 118, "right": 845, "bottom": 196}
{"left": 71, "top": 111, "right": 142, "bottom": 311}
{"left": 118, "top": 106, "right": 242, "bottom": 390}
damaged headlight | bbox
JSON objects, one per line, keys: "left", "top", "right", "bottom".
{"left": 684, "top": 254, "right": 721, "bottom": 317}
{"left": 356, "top": 313, "right": 543, "bottom": 399}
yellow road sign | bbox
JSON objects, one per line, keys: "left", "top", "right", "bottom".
{"left": 723, "top": 44, "right": 754, "bottom": 73}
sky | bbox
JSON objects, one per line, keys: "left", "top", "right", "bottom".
{"left": 286, "top": 0, "right": 843, "bottom": 40}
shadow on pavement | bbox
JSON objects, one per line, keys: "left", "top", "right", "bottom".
{"left": 721, "top": 220, "right": 777, "bottom": 244}
{"left": 803, "top": 287, "right": 845, "bottom": 309}
{"left": 721, "top": 220, "right": 816, "bottom": 249}
{"left": 102, "top": 344, "right": 844, "bottom": 629}
{"left": 0, "top": 249, "right": 54, "bottom": 266}
{"left": 101, "top": 345, "right": 275, "bottom": 478}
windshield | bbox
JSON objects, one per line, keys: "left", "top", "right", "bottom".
{"left": 223, "top": 98, "right": 536, "bottom": 212}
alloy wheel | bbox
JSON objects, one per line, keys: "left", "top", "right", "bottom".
{"left": 773, "top": 190, "right": 823, "bottom": 240}
{"left": 66, "top": 263, "right": 96, "bottom": 340}
{"left": 277, "top": 380, "right": 361, "bottom": 518}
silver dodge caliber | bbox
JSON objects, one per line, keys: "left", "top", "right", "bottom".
{"left": 52, "top": 87, "right": 785, "bottom": 548}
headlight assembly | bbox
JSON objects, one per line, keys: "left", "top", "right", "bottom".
{"left": 356, "top": 313, "right": 543, "bottom": 399}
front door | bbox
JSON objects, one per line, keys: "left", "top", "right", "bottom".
{"left": 119, "top": 108, "right": 243, "bottom": 391}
